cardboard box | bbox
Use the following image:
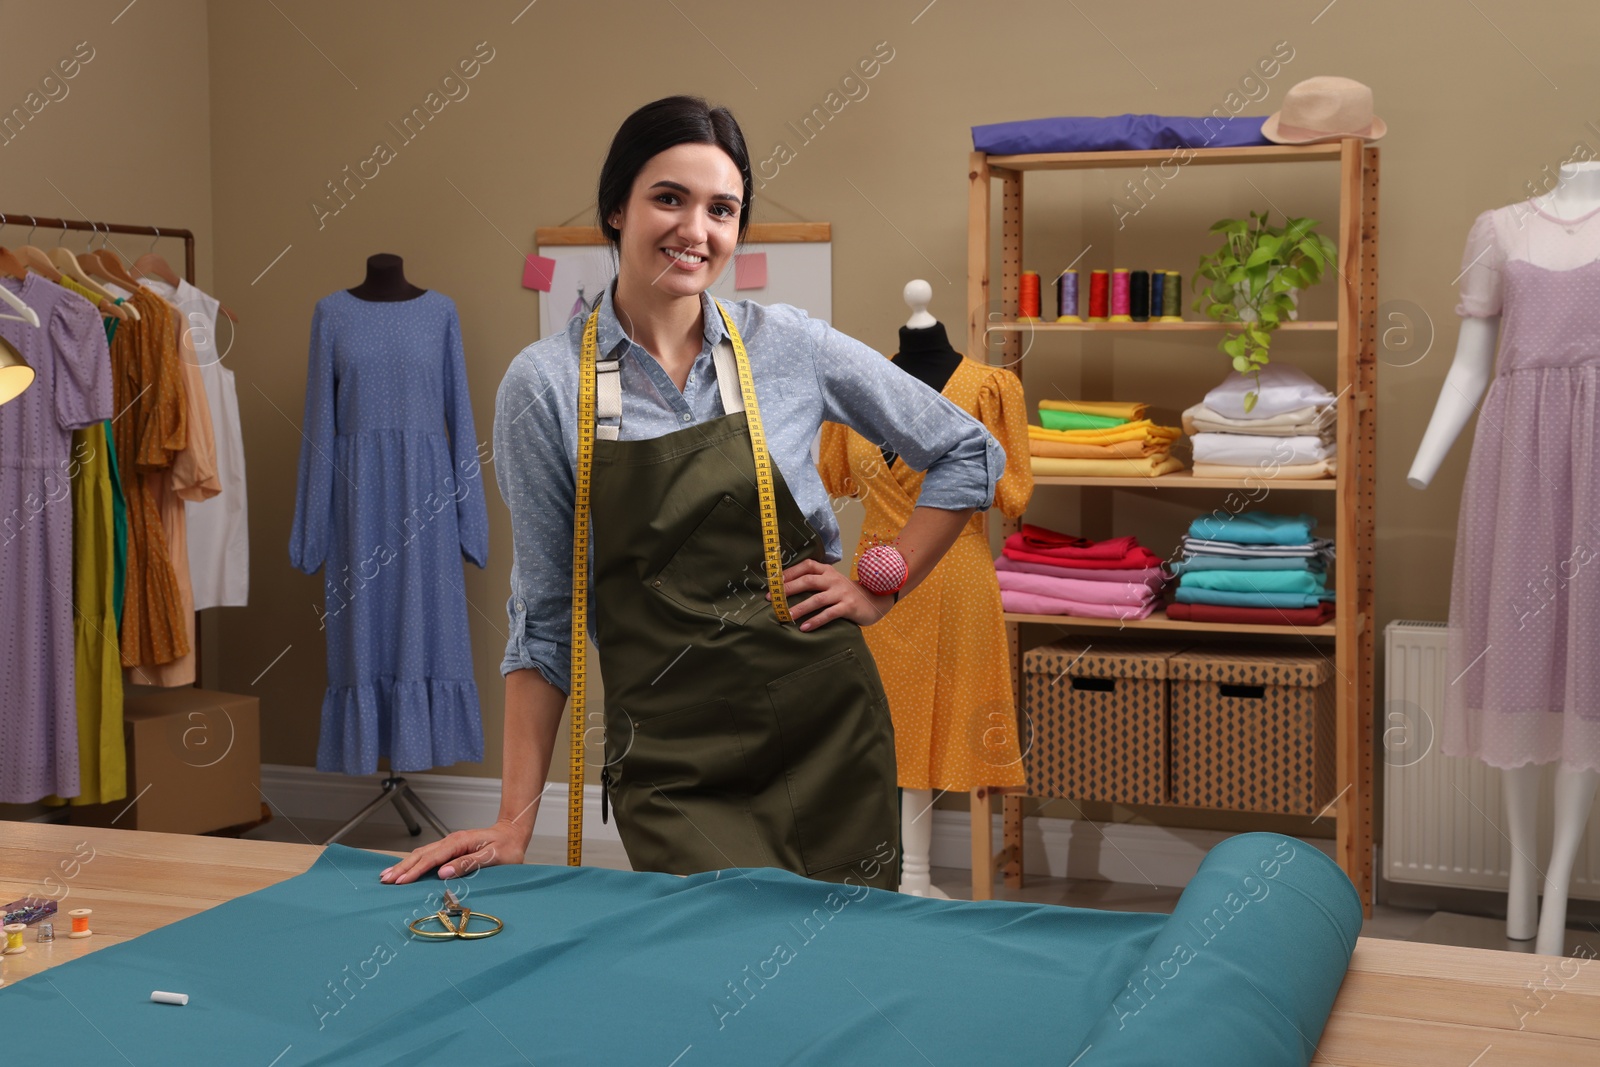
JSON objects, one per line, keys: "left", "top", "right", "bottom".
{"left": 1168, "top": 646, "right": 1335, "bottom": 815}
{"left": 72, "top": 687, "right": 261, "bottom": 834}
{"left": 1022, "top": 639, "right": 1191, "bottom": 805}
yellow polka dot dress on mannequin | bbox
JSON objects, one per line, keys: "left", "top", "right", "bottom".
{"left": 819, "top": 357, "right": 1033, "bottom": 790}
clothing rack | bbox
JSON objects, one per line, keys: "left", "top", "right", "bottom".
{"left": 5, "top": 212, "right": 205, "bottom": 680}
{"left": 0, "top": 214, "right": 195, "bottom": 282}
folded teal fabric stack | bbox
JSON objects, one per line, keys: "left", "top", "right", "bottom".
{"left": 1175, "top": 511, "right": 1336, "bottom": 609}
{"left": 0, "top": 834, "right": 1361, "bottom": 1066}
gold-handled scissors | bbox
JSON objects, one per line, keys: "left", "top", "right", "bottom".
{"left": 407, "top": 888, "right": 503, "bottom": 940}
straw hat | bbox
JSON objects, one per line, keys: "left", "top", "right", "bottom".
{"left": 1262, "top": 76, "right": 1386, "bottom": 145}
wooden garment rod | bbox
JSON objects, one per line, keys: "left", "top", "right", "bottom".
{"left": 0, "top": 213, "right": 195, "bottom": 283}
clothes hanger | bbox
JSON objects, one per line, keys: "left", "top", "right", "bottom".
{"left": 0, "top": 218, "right": 41, "bottom": 326}
{"left": 133, "top": 228, "right": 239, "bottom": 323}
{"left": 63, "top": 223, "right": 132, "bottom": 322}
{"left": 91, "top": 229, "right": 150, "bottom": 293}
{"left": 0, "top": 215, "right": 34, "bottom": 286}
{"left": 59, "top": 225, "right": 137, "bottom": 319}
{"left": 16, "top": 215, "right": 66, "bottom": 285}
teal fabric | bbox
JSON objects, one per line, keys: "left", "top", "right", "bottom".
{"left": 1177, "top": 569, "right": 1328, "bottom": 594}
{"left": 0, "top": 833, "right": 1359, "bottom": 1066}
{"left": 1187, "top": 511, "right": 1318, "bottom": 546}
{"left": 1176, "top": 586, "right": 1335, "bottom": 608}
{"left": 1172, "top": 555, "right": 1325, "bottom": 574}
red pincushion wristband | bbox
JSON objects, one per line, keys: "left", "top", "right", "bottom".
{"left": 857, "top": 544, "right": 908, "bottom": 602}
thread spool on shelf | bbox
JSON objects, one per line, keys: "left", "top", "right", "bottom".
{"left": 1054, "top": 270, "right": 1081, "bottom": 322}
{"left": 1087, "top": 270, "right": 1109, "bottom": 321}
{"left": 1130, "top": 270, "right": 1150, "bottom": 322}
{"left": 3, "top": 923, "right": 26, "bottom": 955}
{"left": 1108, "top": 269, "right": 1132, "bottom": 322}
{"left": 1018, "top": 270, "right": 1041, "bottom": 322}
{"left": 68, "top": 908, "right": 93, "bottom": 939}
{"left": 1161, "top": 270, "right": 1183, "bottom": 322}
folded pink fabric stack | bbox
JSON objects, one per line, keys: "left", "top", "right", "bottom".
{"left": 995, "top": 524, "right": 1169, "bottom": 620}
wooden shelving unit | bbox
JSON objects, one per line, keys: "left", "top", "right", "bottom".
{"left": 966, "top": 140, "right": 1378, "bottom": 915}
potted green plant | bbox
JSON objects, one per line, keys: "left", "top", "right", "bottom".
{"left": 1192, "top": 210, "right": 1337, "bottom": 411}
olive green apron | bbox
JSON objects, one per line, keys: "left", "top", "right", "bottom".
{"left": 585, "top": 301, "right": 899, "bottom": 890}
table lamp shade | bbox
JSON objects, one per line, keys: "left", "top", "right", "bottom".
{"left": 0, "top": 337, "right": 34, "bottom": 405}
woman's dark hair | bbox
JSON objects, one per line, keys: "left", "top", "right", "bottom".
{"left": 596, "top": 95, "right": 753, "bottom": 251}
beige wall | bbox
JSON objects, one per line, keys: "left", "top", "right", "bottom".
{"left": 11, "top": 1, "right": 1600, "bottom": 830}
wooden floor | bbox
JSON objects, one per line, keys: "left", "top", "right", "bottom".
{"left": 3, "top": 821, "right": 1597, "bottom": 1064}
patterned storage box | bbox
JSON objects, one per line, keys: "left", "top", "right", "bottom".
{"left": 1022, "top": 639, "right": 1191, "bottom": 805}
{"left": 1167, "top": 646, "right": 1336, "bottom": 815}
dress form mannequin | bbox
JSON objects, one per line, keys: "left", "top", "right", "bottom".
{"left": 881, "top": 280, "right": 966, "bottom": 470}
{"left": 348, "top": 253, "right": 426, "bottom": 302}
{"left": 895, "top": 279, "right": 960, "bottom": 899}
{"left": 1409, "top": 161, "right": 1600, "bottom": 955}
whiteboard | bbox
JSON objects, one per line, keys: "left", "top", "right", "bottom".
{"left": 535, "top": 228, "right": 832, "bottom": 339}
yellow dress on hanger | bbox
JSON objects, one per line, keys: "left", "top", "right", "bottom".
{"left": 55, "top": 275, "right": 127, "bottom": 804}
{"left": 818, "top": 357, "right": 1033, "bottom": 791}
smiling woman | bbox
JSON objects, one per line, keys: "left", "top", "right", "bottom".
{"left": 379, "top": 94, "right": 1005, "bottom": 894}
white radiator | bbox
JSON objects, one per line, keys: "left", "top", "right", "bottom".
{"left": 1383, "top": 620, "right": 1600, "bottom": 898}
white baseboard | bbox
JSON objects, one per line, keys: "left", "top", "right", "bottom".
{"left": 259, "top": 764, "right": 1333, "bottom": 887}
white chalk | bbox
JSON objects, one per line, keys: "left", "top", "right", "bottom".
{"left": 150, "top": 990, "right": 189, "bottom": 1006}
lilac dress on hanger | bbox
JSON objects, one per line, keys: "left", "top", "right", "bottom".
{"left": 289, "top": 290, "right": 488, "bottom": 776}
{"left": 1442, "top": 201, "right": 1600, "bottom": 772}
{"left": 0, "top": 274, "right": 113, "bottom": 803}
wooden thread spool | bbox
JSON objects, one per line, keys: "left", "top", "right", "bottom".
{"left": 3, "top": 922, "right": 26, "bottom": 954}
{"left": 68, "top": 909, "right": 93, "bottom": 939}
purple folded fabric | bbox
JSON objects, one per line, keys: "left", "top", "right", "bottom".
{"left": 994, "top": 555, "right": 1168, "bottom": 588}
{"left": 1000, "top": 588, "right": 1158, "bottom": 620}
{"left": 995, "top": 569, "right": 1156, "bottom": 606}
{"left": 971, "top": 114, "right": 1269, "bottom": 154}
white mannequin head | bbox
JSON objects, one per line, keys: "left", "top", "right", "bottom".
{"left": 902, "top": 279, "right": 936, "bottom": 328}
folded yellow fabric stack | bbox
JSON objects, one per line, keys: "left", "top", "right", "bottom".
{"left": 1028, "top": 410, "right": 1186, "bottom": 478}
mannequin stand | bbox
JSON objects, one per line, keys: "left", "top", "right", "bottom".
{"left": 324, "top": 776, "right": 452, "bottom": 846}
{"left": 899, "top": 788, "right": 950, "bottom": 898}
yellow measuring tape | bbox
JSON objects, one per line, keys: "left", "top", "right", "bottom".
{"left": 567, "top": 298, "right": 791, "bottom": 866}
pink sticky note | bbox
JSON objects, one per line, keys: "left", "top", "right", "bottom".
{"left": 522, "top": 254, "right": 556, "bottom": 292}
{"left": 734, "top": 252, "right": 767, "bottom": 291}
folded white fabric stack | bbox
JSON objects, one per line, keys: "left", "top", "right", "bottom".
{"left": 1184, "top": 365, "right": 1337, "bottom": 479}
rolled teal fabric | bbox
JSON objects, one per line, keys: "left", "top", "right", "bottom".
{"left": 1068, "top": 833, "right": 1362, "bottom": 1065}
{"left": 0, "top": 836, "right": 1357, "bottom": 1065}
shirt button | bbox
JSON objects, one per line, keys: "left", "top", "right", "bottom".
{"left": 515, "top": 598, "right": 524, "bottom": 611}
{"left": 681, "top": 412, "right": 692, "bottom": 422}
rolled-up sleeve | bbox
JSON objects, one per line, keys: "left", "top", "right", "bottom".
{"left": 803, "top": 313, "right": 1004, "bottom": 511}
{"left": 493, "top": 351, "right": 576, "bottom": 691}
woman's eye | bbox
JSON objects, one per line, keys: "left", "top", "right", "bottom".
{"left": 712, "top": 204, "right": 737, "bottom": 219}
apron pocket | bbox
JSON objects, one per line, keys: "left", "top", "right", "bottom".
{"left": 765, "top": 646, "right": 899, "bottom": 874}
{"left": 611, "top": 697, "right": 765, "bottom": 872}
{"left": 651, "top": 493, "right": 820, "bottom": 628}
{"left": 652, "top": 494, "right": 771, "bottom": 627}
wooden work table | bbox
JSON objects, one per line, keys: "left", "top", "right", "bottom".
{"left": 2, "top": 821, "right": 1597, "bottom": 1064}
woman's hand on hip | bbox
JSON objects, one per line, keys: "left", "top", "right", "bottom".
{"left": 378, "top": 818, "right": 531, "bottom": 884}
{"left": 768, "top": 558, "right": 892, "bottom": 630}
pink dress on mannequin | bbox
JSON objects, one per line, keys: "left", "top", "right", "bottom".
{"left": 1442, "top": 200, "right": 1600, "bottom": 772}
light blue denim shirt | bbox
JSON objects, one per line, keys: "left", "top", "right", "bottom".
{"left": 493, "top": 278, "right": 1004, "bottom": 691}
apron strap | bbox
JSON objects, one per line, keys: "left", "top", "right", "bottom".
{"left": 594, "top": 358, "right": 622, "bottom": 442}
{"left": 594, "top": 338, "right": 741, "bottom": 443}
{"left": 713, "top": 337, "right": 743, "bottom": 415}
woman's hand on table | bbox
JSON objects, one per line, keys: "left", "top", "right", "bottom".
{"left": 378, "top": 818, "right": 531, "bottom": 884}
{"left": 769, "top": 558, "right": 892, "bottom": 630}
